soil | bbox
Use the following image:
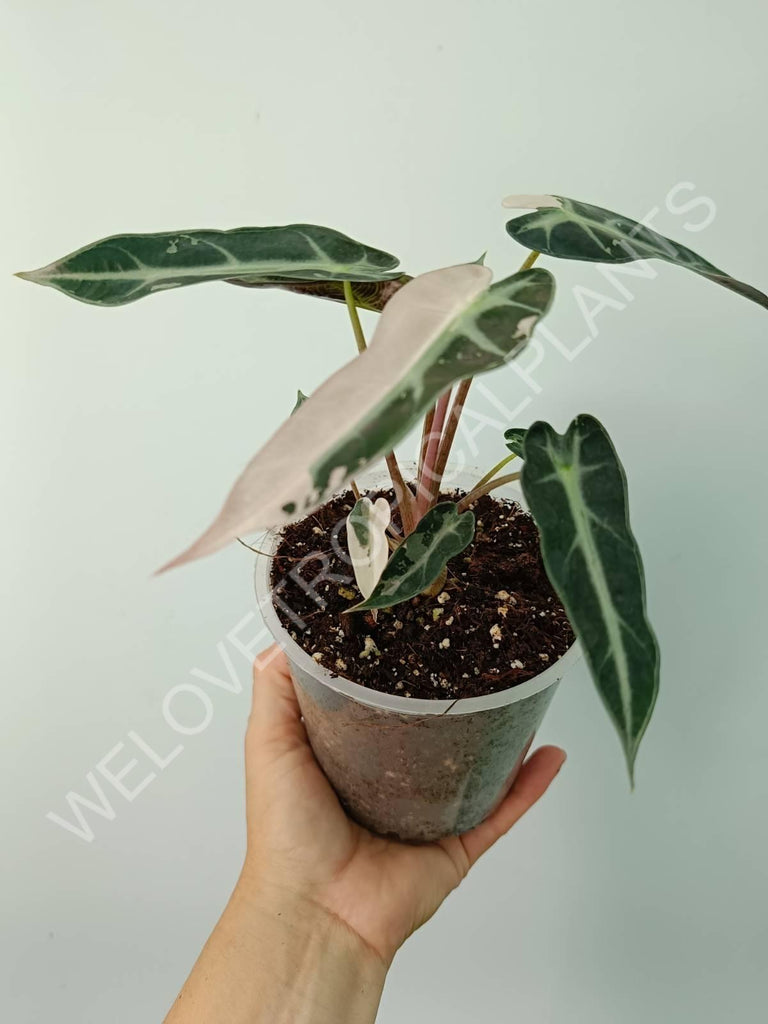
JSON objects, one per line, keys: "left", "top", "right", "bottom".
{"left": 269, "top": 489, "right": 575, "bottom": 701}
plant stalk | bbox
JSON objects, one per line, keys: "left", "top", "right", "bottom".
{"left": 416, "top": 390, "right": 452, "bottom": 515}
{"left": 386, "top": 452, "right": 417, "bottom": 536}
{"left": 473, "top": 452, "right": 518, "bottom": 492}
{"left": 426, "top": 377, "right": 472, "bottom": 506}
{"left": 418, "top": 405, "right": 436, "bottom": 481}
{"left": 456, "top": 471, "right": 521, "bottom": 512}
{"left": 342, "top": 280, "right": 368, "bottom": 354}
{"left": 422, "top": 565, "right": 448, "bottom": 597}
{"left": 343, "top": 280, "right": 417, "bottom": 533}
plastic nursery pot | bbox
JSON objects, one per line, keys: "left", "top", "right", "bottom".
{"left": 254, "top": 466, "right": 581, "bottom": 843}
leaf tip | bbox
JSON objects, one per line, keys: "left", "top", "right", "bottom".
{"left": 155, "top": 518, "right": 236, "bottom": 575}
{"left": 154, "top": 553, "right": 185, "bottom": 576}
{"left": 501, "top": 194, "right": 560, "bottom": 210}
{"left": 342, "top": 601, "right": 364, "bottom": 615}
{"left": 624, "top": 744, "right": 638, "bottom": 790}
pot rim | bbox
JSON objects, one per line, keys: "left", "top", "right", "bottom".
{"left": 253, "top": 474, "right": 581, "bottom": 717}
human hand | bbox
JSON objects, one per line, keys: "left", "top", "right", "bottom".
{"left": 239, "top": 645, "right": 566, "bottom": 968}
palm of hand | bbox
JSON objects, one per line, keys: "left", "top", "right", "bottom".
{"left": 244, "top": 651, "right": 564, "bottom": 966}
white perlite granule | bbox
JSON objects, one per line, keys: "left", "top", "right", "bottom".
{"left": 359, "top": 636, "right": 380, "bottom": 659}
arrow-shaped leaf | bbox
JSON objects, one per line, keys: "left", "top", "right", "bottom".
{"left": 504, "top": 427, "right": 527, "bottom": 457}
{"left": 346, "top": 497, "right": 392, "bottom": 600}
{"left": 16, "top": 224, "right": 401, "bottom": 307}
{"left": 349, "top": 502, "right": 475, "bottom": 611}
{"left": 521, "top": 414, "right": 659, "bottom": 782}
{"left": 503, "top": 194, "right": 768, "bottom": 311}
{"left": 161, "top": 263, "right": 555, "bottom": 570}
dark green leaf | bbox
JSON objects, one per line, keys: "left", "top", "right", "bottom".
{"left": 521, "top": 414, "right": 659, "bottom": 782}
{"left": 17, "top": 224, "right": 401, "bottom": 307}
{"left": 504, "top": 428, "right": 527, "bottom": 457}
{"left": 348, "top": 502, "right": 475, "bottom": 611}
{"left": 504, "top": 194, "right": 768, "bottom": 311}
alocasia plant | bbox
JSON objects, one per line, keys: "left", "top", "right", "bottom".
{"left": 345, "top": 497, "right": 391, "bottom": 603}
{"left": 18, "top": 195, "right": 767, "bottom": 780}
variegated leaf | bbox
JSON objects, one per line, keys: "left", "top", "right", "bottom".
{"left": 16, "top": 225, "right": 401, "bottom": 307}
{"left": 346, "top": 497, "right": 391, "bottom": 600}
{"left": 162, "top": 263, "right": 555, "bottom": 570}
{"left": 504, "top": 194, "right": 768, "bottom": 311}
{"left": 521, "top": 414, "right": 659, "bottom": 782}
{"left": 349, "top": 502, "right": 475, "bottom": 611}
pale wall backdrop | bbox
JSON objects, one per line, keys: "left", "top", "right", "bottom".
{"left": 2, "top": 1, "right": 767, "bottom": 1021}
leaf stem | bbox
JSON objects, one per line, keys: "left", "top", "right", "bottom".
{"left": 474, "top": 452, "right": 518, "bottom": 492}
{"left": 418, "top": 405, "right": 436, "bottom": 481}
{"left": 456, "top": 471, "right": 521, "bottom": 512}
{"left": 426, "top": 377, "right": 472, "bottom": 506}
{"left": 386, "top": 452, "right": 417, "bottom": 536}
{"left": 519, "top": 249, "right": 541, "bottom": 271}
{"left": 343, "top": 280, "right": 368, "bottom": 353}
{"left": 416, "top": 390, "right": 452, "bottom": 516}
{"left": 343, "top": 279, "right": 416, "bottom": 532}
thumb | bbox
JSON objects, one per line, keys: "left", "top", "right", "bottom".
{"left": 248, "top": 645, "right": 307, "bottom": 754}
{"left": 459, "top": 745, "right": 567, "bottom": 867}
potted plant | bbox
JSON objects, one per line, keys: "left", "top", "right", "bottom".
{"left": 19, "top": 194, "right": 767, "bottom": 841}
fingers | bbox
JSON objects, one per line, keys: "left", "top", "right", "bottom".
{"left": 248, "top": 645, "right": 306, "bottom": 750}
{"left": 253, "top": 643, "right": 291, "bottom": 679}
{"left": 459, "top": 745, "right": 566, "bottom": 868}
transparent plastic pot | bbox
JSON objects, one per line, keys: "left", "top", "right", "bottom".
{"left": 254, "top": 465, "right": 581, "bottom": 842}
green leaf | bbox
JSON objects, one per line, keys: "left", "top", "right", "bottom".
{"left": 521, "top": 414, "right": 659, "bottom": 783}
{"left": 504, "top": 194, "right": 768, "bottom": 311}
{"left": 291, "top": 390, "right": 309, "bottom": 415}
{"left": 225, "top": 274, "right": 412, "bottom": 312}
{"left": 349, "top": 502, "right": 475, "bottom": 611}
{"left": 16, "top": 224, "right": 401, "bottom": 307}
{"left": 161, "top": 263, "right": 555, "bottom": 569}
{"left": 504, "top": 428, "right": 527, "bottom": 457}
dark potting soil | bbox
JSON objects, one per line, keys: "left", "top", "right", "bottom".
{"left": 269, "top": 490, "right": 575, "bottom": 701}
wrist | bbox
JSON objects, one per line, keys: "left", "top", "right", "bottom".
{"left": 228, "top": 873, "right": 387, "bottom": 1024}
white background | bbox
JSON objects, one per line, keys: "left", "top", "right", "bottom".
{"left": 2, "top": 1, "right": 767, "bottom": 1021}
